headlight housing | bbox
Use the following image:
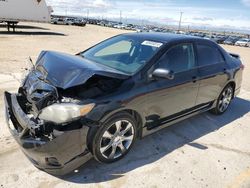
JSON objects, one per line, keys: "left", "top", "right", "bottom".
{"left": 39, "top": 103, "right": 95, "bottom": 124}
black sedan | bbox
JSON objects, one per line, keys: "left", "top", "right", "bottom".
{"left": 4, "top": 33, "right": 244, "bottom": 175}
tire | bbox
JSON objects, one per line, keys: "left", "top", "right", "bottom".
{"left": 92, "top": 112, "right": 137, "bottom": 163}
{"left": 210, "top": 84, "right": 234, "bottom": 115}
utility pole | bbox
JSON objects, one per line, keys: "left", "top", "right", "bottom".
{"left": 119, "top": 10, "right": 122, "bottom": 24}
{"left": 86, "top": 9, "right": 89, "bottom": 21}
{"left": 178, "top": 11, "right": 183, "bottom": 31}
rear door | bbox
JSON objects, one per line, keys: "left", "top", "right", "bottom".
{"left": 195, "top": 41, "right": 229, "bottom": 105}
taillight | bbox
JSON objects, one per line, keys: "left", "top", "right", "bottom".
{"left": 240, "top": 63, "right": 245, "bottom": 70}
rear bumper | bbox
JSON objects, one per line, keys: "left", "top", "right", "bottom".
{"left": 4, "top": 91, "right": 92, "bottom": 176}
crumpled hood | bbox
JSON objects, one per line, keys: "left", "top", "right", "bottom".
{"left": 35, "top": 51, "right": 129, "bottom": 89}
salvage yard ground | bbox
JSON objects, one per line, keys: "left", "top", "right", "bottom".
{"left": 0, "top": 23, "right": 250, "bottom": 188}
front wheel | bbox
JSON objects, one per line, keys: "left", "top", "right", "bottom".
{"left": 92, "top": 112, "right": 137, "bottom": 163}
{"left": 210, "top": 85, "right": 234, "bottom": 115}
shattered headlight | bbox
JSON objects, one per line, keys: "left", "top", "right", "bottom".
{"left": 39, "top": 103, "right": 95, "bottom": 124}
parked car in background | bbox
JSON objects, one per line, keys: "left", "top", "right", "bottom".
{"left": 97, "top": 21, "right": 108, "bottom": 26}
{"left": 73, "top": 19, "right": 87, "bottom": 27}
{"left": 52, "top": 18, "right": 73, "bottom": 25}
{"left": 88, "top": 19, "right": 98, "bottom": 25}
{"left": 203, "top": 35, "right": 221, "bottom": 43}
{"left": 203, "top": 35, "right": 215, "bottom": 41}
{"left": 235, "top": 38, "right": 250, "bottom": 47}
{"left": 124, "top": 24, "right": 134, "bottom": 30}
{"left": 106, "top": 22, "right": 115, "bottom": 27}
{"left": 4, "top": 33, "right": 244, "bottom": 175}
{"left": 51, "top": 17, "right": 58, "bottom": 24}
{"left": 114, "top": 24, "right": 126, "bottom": 29}
{"left": 190, "top": 32, "right": 206, "bottom": 38}
{"left": 216, "top": 36, "right": 229, "bottom": 44}
{"left": 224, "top": 37, "right": 240, "bottom": 45}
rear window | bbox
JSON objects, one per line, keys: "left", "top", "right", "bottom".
{"left": 197, "top": 44, "right": 224, "bottom": 66}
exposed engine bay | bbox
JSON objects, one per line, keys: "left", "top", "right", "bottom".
{"left": 60, "top": 75, "right": 123, "bottom": 101}
{"left": 12, "top": 69, "right": 123, "bottom": 140}
{"left": 10, "top": 50, "right": 129, "bottom": 140}
{"left": 19, "top": 69, "right": 122, "bottom": 114}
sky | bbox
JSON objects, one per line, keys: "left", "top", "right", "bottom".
{"left": 46, "top": 0, "right": 250, "bottom": 31}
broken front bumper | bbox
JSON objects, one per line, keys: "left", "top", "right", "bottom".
{"left": 4, "top": 91, "right": 92, "bottom": 176}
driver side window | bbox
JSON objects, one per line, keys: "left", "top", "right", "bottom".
{"left": 157, "top": 43, "right": 195, "bottom": 73}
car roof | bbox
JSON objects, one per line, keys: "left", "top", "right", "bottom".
{"left": 123, "top": 32, "right": 203, "bottom": 43}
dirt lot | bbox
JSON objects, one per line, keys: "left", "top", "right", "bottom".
{"left": 0, "top": 23, "right": 250, "bottom": 188}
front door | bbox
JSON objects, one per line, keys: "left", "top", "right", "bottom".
{"left": 145, "top": 43, "right": 199, "bottom": 129}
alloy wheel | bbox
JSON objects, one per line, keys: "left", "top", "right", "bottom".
{"left": 100, "top": 120, "right": 134, "bottom": 159}
{"left": 218, "top": 87, "right": 233, "bottom": 113}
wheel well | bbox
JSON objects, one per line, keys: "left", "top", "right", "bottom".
{"left": 227, "top": 81, "right": 236, "bottom": 98}
{"left": 120, "top": 109, "right": 144, "bottom": 139}
{"left": 87, "top": 109, "right": 144, "bottom": 153}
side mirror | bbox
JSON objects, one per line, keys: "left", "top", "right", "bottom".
{"left": 151, "top": 68, "right": 174, "bottom": 80}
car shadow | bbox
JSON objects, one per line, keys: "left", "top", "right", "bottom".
{"left": 60, "top": 97, "right": 250, "bottom": 184}
{"left": 0, "top": 31, "right": 66, "bottom": 36}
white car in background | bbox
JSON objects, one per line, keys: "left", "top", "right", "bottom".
{"left": 114, "top": 24, "right": 126, "bottom": 29}
{"left": 51, "top": 18, "right": 74, "bottom": 25}
{"left": 235, "top": 38, "right": 250, "bottom": 47}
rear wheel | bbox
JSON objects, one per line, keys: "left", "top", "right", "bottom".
{"left": 211, "top": 85, "right": 234, "bottom": 115}
{"left": 92, "top": 112, "right": 137, "bottom": 163}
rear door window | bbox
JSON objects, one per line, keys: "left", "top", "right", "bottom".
{"left": 197, "top": 44, "right": 224, "bottom": 67}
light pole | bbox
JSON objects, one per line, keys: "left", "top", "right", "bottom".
{"left": 120, "top": 10, "right": 122, "bottom": 24}
{"left": 86, "top": 9, "right": 89, "bottom": 21}
{"left": 178, "top": 11, "right": 183, "bottom": 31}
{"left": 65, "top": 8, "right": 68, "bottom": 16}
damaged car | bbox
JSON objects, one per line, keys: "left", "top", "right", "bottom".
{"left": 4, "top": 33, "right": 243, "bottom": 175}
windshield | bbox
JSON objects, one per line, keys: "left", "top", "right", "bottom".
{"left": 81, "top": 35, "right": 163, "bottom": 74}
